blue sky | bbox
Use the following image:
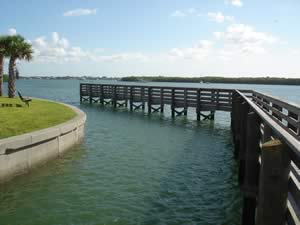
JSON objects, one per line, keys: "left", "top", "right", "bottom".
{"left": 1, "top": 0, "right": 300, "bottom": 77}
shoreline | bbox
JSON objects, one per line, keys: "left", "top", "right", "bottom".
{"left": 0, "top": 101, "right": 86, "bottom": 183}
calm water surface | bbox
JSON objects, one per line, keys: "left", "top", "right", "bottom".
{"left": 0, "top": 80, "right": 299, "bottom": 225}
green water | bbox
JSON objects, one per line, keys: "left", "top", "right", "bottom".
{"left": 0, "top": 80, "right": 299, "bottom": 225}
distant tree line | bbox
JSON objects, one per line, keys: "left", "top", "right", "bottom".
{"left": 120, "top": 76, "right": 300, "bottom": 85}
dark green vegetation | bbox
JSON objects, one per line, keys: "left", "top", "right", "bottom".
{"left": 0, "top": 34, "right": 33, "bottom": 97}
{"left": 0, "top": 97, "right": 76, "bottom": 138}
{"left": 121, "top": 76, "right": 300, "bottom": 85}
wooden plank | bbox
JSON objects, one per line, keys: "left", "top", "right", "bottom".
{"left": 256, "top": 139, "right": 291, "bottom": 225}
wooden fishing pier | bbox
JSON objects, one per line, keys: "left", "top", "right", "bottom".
{"left": 80, "top": 83, "right": 300, "bottom": 225}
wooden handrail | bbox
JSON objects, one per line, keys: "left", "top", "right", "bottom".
{"left": 236, "top": 90, "right": 300, "bottom": 163}
{"left": 234, "top": 90, "right": 300, "bottom": 225}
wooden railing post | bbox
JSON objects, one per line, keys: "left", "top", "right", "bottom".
{"left": 160, "top": 88, "right": 164, "bottom": 113}
{"left": 256, "top": 140, "right": 291, "bottom": 225}
{"left": 196, "top": 89, "right": 201, "bottom": 121}
{"left": 210, "top": 90, "right": 216, "bottom": 119}
{"left": 171, "top": 88, "right": 175, "bottom": 118}
{"left": 148, "top": 87, "right": 152, "bottom": 114}
{"left": 113, "top": 85, "right": 117, "bottom": 108}
{"left": 184, "top": 89, "right": 188, "bottom": 116}
{"left": 231, "top": 91, "right": 237, "bottom": 133}
{"left": 80, "top": 84, "right": 83, "bottom": 102}
{"left": 89, "top": 84, "right": 92, "bottom": 104}
{"left": 233, "top": 96, "right": 243, "bottom": 159}
{"left": 100, "top": 85, "right": 104, "bottom": 104}
{"left": 288, "top": 111, "right": 298, "bottom": 135}
{"left": 238, "top": 102, "right": 250, "bottom": 185}
{"left": 272, "top": 103, "right": 283, "bottom": 122}
{"left": 242, "top": 111, "right": 261, "bottom": 225}
{"left": 130, "top": 87, "right": 133, "bottom": 111}
{"left": 124, "top": 86, "right": 128, "bottom": 107}
{"left": 142, "top": 87, "right": 145, "bottom": 110}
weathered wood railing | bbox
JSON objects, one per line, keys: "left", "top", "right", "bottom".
{"left": 232, "top": 90, "right": 300, "bottom": 225}
{"left": 80, "top": 83, "right": 252, "bottom": 120}
{"left": 80, "top": 83, "right": 300, "bottom": 225}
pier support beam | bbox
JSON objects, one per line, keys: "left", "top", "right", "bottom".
{"left": 200, "top": 112, "right": 215, "bottom": 120}
{"left": 263, "top": 123, "right": 272, "bottom": 143}
{"left": 148, "top": 87, "right": 152, "bottom": 114}
{"left": 241, "top": 111, "right": 260, "bottom": 225}
{"left": 100, "top": 85, "right": 104, "bottom": 104}
{"left": 113, "top": 86, "right": 117, "bottom": 108}
{"left": 129, "top": 87, "right": 133, "bottom": 111}
{"left": 256, "top": 140, "right": 291, "bottom": 225}
{"left": 124, "top": 86, "right": 128, "bottom": 108}
{"left": 149, "top": 106, "right": 162, "bottom": 113}
{"left": 184, "top": 89, "right": 188, "bottom": 116}
{"left": 238, "top": 102, "right": 250, "bottom": 185}
{"left": 233, "top": 96, "right": 243, "bottom": 159}
{"left": 160, "top": 88, "right": 164, "bottom": 113}
{"left": 196, "top": 89, "right": 201, "bottom": 121}
{"left": 171, "top": 88, "right": 175, "bottom": 118}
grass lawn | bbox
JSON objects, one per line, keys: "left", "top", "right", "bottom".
{"left": 0, "top": 97, "right": 76, "bottom": 139}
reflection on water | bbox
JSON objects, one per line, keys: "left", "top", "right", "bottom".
{"left": 0, "top": 80, "right": 298, "bottom": 225}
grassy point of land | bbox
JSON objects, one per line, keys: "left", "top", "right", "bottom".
{"left": 0, "top": 97, "right": 76, "bottom": 139}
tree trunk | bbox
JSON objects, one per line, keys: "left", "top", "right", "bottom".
{"left": 8, "top": 57, "right": 16, "bottom": 98}
{"left": 0, "top": 55, "right": 3, "bottom": 96}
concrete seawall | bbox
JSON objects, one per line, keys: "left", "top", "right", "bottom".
{"left": 0, "top": 102, "right": 86, "bottom": 183}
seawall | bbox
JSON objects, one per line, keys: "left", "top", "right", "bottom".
{"left": 0, "top": 102, "right": 86, "bottom": 183}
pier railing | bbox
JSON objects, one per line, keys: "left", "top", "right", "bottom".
{"left": 80, "top": 83, "right": 300, "bottom": 225}
{"left": 232, "top": 90, "right": 300, "bottom": 225}
{"left": 80, "top": 83, "right": 252, "bottom": 119}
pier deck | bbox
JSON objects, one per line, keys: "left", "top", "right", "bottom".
{"left": 80, "top": 83, "right": 300, "bottom": 225}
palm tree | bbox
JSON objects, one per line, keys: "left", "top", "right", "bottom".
{"left": 0, "top": 35, "right": 10, "bottom": 96}
{"left": 7, "top": 35, "right": 33, "bottom": 98}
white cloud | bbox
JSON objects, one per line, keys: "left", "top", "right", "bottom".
{"left": 170, "top": 10, "right": 186, "bottom": 18}
{"left": 31, "top": 32, "right": 148, "bottom": 63}
{"left": 8, "top": 28, "right": 17, "bottom": 36}
{"left": 20, "top": 21, "right": 291, "bottom": 77}
{"left": 32, "top": 32, "right": 92, "bottom": 63}
{"left": 226, "top": 0, "right": 243, "bottom": 7}
{"left": 63, "top": 8, "right": 97, "bottom": 17}
{"left": 31, "top": 23, "right": 276, "bottom": 65}
{"left": 207, "top": 12, "right": 235, "bottom": 23}
{"left": 167, "top": 40, "right": 213, "bottom": 60}
{"left": 215, "top": 23, "right": 277, "bottom": 57}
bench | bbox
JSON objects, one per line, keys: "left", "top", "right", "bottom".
{"left": 18, "top": 91, "right": 32, "bottom": 107}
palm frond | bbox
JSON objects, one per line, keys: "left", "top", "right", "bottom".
{"left": 6, "top": 35, "right": 34, "bottom": 61}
